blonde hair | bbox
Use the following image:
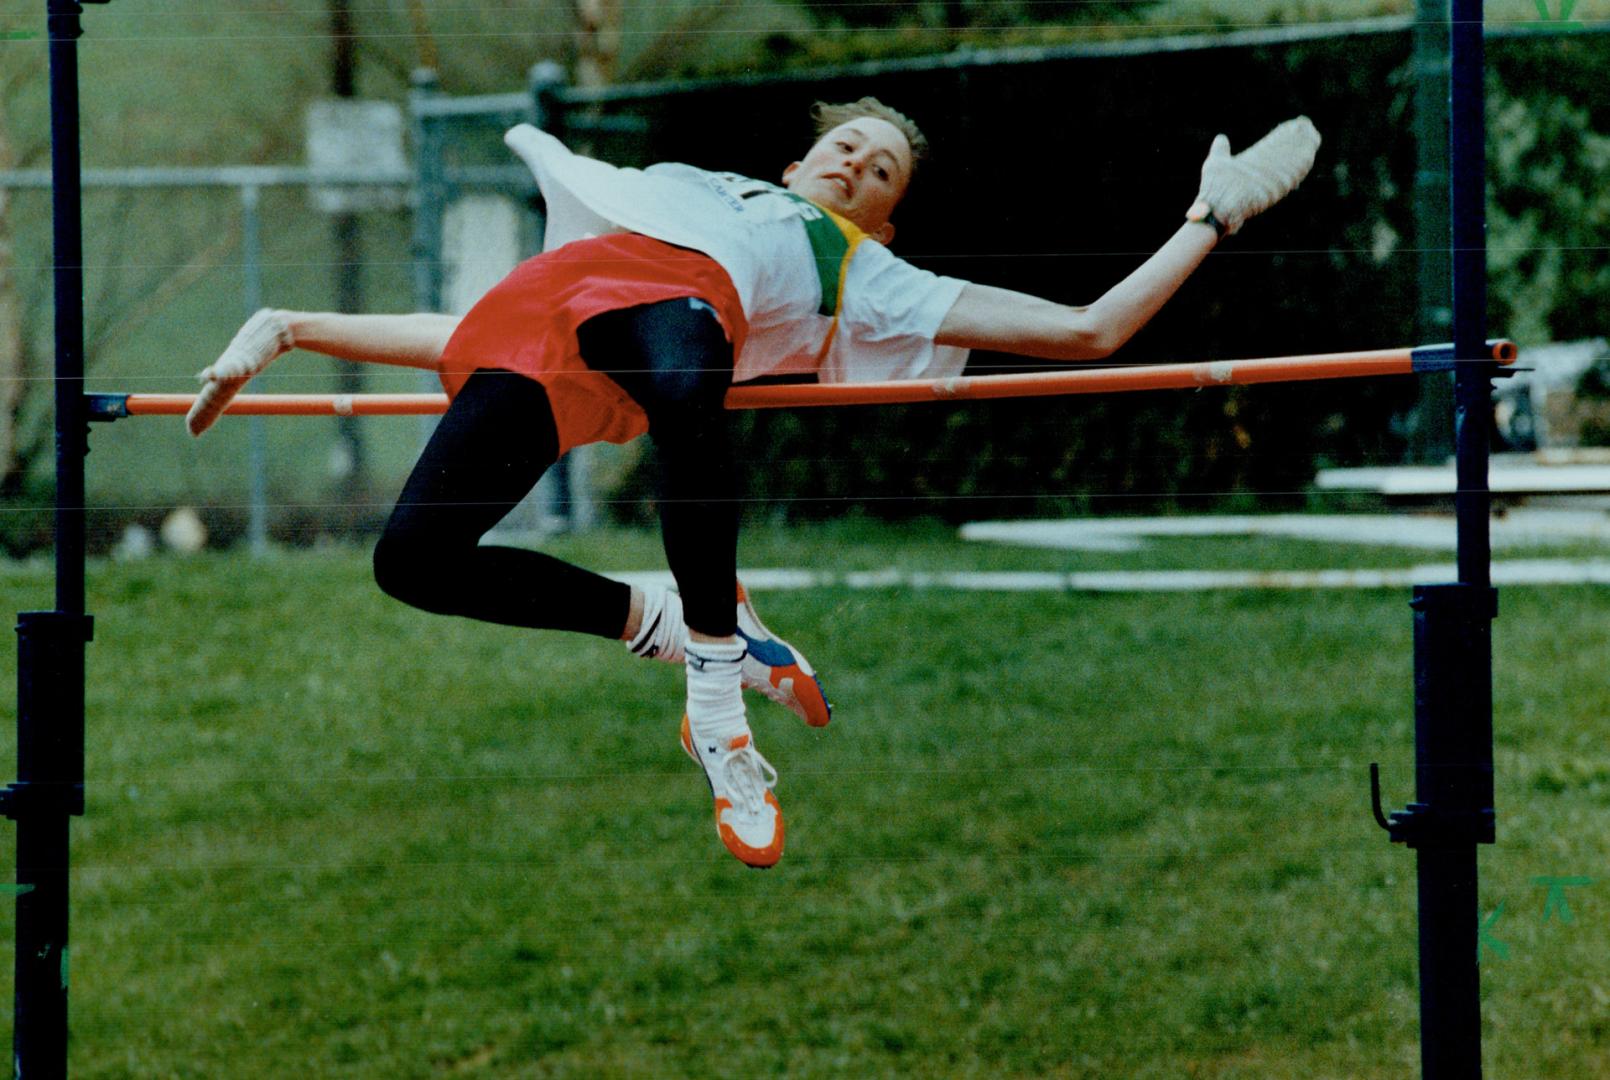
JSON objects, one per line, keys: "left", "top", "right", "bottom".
{"left": 810, "top": 97, "right": 928, "bottom": 181}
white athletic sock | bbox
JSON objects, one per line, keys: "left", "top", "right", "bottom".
{"left": 685, "top": 639, "right": 748, "bottom": 750}
{"left": 625, "top": 587, "right": 687, "bottom": 664}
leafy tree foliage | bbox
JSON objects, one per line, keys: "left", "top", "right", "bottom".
{"left": 1487, "top": 46, "right": 1610, "bottom": 348}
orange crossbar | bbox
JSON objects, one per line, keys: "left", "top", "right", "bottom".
{"left": 123, "top": 393, "right": 451, "bottom": 417}
{"left": 119, "top": 342, "right": 1516, "bottom": 418}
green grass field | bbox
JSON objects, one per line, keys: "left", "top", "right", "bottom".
{"left": 5, "top": 4, "right": 1608, "bottom": 1069}
{"left": 1, "top": 524, "right": 1607, "bottom": 1077}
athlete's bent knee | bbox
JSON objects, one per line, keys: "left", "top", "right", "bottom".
{"left": 372, "top": 530, "right": 451, "bottom": 613}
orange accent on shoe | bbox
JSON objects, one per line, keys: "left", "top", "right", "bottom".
{"left": 680, "top": 714, "right": 697, "bottom": 762}
{"left": 714, "top": 793, "right": 785, "bottom": 869}
{"left": 774, "top": 667, "right": 831, "bottom": 728}
{"left": 679, "top": 716, "right": 753, "bottom": 759}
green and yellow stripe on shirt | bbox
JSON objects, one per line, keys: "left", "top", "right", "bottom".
{"left": 781, "top": 193, "right": 869, "bottom": 359}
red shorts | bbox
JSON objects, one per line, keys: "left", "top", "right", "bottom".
{"left": 436, "top": 234, "right": 747, "bottom": 456}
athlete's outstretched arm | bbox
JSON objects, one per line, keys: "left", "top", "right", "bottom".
{"left": 936, "top": 223, "right": 1217, "bottom": 361}
{"left": 279, "top": 311, "right": 460, "bottom": 369}
{"left": 186, "top": 309, "right": 461, "bottom": 436}
{"left": 935, "top": 116, "right": 1320, "bottom": 363}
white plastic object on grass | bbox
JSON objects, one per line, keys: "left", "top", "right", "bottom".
{"left": 159, "top": 507, "right": 207, "bottom": 555}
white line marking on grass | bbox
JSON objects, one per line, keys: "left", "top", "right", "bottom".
{"left": 1317, "top": 462, "right": 1610, "bottom": 495}
{"left": 959, "top": 510, "right": 1610, "bottom": 552}
{"left": 610, "top": 560, "right": 1610, "bottom": 593}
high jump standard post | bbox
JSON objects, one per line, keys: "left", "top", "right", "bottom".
{"left": 1372, "top": 1, "right": 1497, "bottom": 1077}
{"left": 6, "top": 4, "right": 106, "bottom": 1079}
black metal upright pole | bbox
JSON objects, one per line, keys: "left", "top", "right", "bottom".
{"left": 6, "top": 3, "right": 100, "bottom": 1077}
{"left": 1449, "top": 0, "right": 1491, "bottom": 595}
{"left": 45, "top": 12, "right": 88, "bottom": 615}
{"left": 1384, "top": 1, "right": 1497, "bottom": 1077}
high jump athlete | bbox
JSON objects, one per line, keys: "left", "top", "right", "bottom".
{"left": 189, "top": 99, "right": 1320, "bottom": 868}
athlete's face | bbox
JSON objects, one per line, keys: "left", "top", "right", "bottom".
{"left": 782, "top": 118, "right": 913, "bottom": 244}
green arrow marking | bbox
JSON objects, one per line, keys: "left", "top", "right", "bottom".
{"left": 1533, "top": 875, "right": 1594, "bottom": 923}
{"left": 1478, "top": 902, "right": 1509, "bottom": 962}
{"left": 1, "top": 30, "right": 39, "bottom": 40}
{"left": 1, "top": 885, "right": 35, "bottom": 896}
{"left": 1531, "top": 0, "right": 1583, "bottom": 25}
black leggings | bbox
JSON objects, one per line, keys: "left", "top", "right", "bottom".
{"left": 372, "top": 298, "right": 739, "bottom": 638}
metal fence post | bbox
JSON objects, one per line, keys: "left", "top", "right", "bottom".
{"left": 1411, "top": 0, "right": 1455, "bottom": 463}
{"left": 241, "top": 183, "right": 270, "bottom": 556}
{"left": 409, "top": 68, "right": 445, "bottom": 319}
{"left": 526, "top": 61, "right": 595, "bottom": 532}
{"left": 408, "top": 68, "right": 446, "bottom": 454}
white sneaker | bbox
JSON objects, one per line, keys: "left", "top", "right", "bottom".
{"left": 680, "top": 715, "right": 784, "bottom": 869}
{"left": 735, "top": 581, "right": 832, "bottom": 728}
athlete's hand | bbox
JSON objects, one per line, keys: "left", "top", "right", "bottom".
{"left": 187, "top": 308, "right": 295, "bottom": 436}
{"left": 1191, "top": 117, "right": 1321, "bottom": 236}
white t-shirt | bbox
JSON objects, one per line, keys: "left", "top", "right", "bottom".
{"left": 503, "top": 124, "right": 970, "bottom": 385}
